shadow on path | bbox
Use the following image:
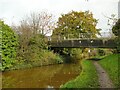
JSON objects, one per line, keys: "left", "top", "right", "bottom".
{"left": 87, "top": 58, "right": 102, "bottom": 61}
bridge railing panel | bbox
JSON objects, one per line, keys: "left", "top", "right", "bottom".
{"left": 50, "top": 32, "right": 116, "bottom": 42}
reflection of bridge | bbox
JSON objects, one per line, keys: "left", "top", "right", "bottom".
{"left": 49, "top": 32, "right": 117, "bottom": 48}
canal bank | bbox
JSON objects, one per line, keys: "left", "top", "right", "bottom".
{"left": 2, "top": 54, "right": 118, "bottom": 88}
{"left": 60, "top": 59, "right": 99, "bottom": 88}
{"left": 60, "top": 54, "right": 118, "bottom": 88}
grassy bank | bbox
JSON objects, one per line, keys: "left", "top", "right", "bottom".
{"left": 60, "top": 60, "right": 99, "bottom": 88}
{"left": 98, "top": 54, "right": 119, "bottom": 88}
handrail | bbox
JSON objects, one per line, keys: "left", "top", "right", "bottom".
{"left": 49, "top": 32, "right": 116, "bottom": 42}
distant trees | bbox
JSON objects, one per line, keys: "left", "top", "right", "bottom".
{"left": 53, "top": 11, "right": 100, "bottom": 39}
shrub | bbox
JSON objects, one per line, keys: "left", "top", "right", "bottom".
{"left": 70, "top": 48, "right": 82, "bottom": 60}
{"left": 98, "top": 49, "right": 105, "bottom": 56}
{"left": 0, "top": 20, "right": 18, "bottom": 71}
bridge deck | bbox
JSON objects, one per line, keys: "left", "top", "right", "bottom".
{"left": 50, "top": 39, "right": 116, "bottom": 48}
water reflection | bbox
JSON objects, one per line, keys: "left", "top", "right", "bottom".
{"left": 2, "top": 63, "right": 81, "bottom": 88}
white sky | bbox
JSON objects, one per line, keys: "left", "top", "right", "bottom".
{"left": 0, "top": 0, "right": 119, "bottom": 31}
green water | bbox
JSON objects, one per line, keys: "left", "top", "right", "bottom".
{"left": 2, "top": 63, "right": 81, "bottom": 88}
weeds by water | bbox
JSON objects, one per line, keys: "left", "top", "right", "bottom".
{"left": 9, "top": 50, "right": 63, "bottom": 71}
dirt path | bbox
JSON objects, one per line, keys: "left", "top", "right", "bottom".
{"left": 93, "top": 61, "right": 114, "bottom": 88}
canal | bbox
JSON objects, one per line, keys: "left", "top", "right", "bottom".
{"left": 2, "top": 63, "right": 81, "bottom": 88}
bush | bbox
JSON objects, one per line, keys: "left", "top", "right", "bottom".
{"left": 15, "top": 49, "right": 63, "bottom": 70}
{"left": 0, "top": 20, "right": 18, "bottom": 71}
{"left": 29, "top": 35, "right": 48, "bottom": 49}
{"left": 70, "top": 48, "right": 82, "bottom": 61}
{"left": 98, "top": 49, "right": 105, "bottom": 56}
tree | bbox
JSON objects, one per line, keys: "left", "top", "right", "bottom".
{"left": 14, "top": 11, "right": 56, "bottom": 50}
{"left": 13, "top": 11, "right": 55, "bottom": 63}
{"left": 112, "top": 19, "right": 120, "bottom": 52}
{"left": 112, "top": 19, "right": 120, "bottom": 37}
{"left": 53, "top": 11, "right": 100, "bottom": 39}
{"left": 22, "top": 12, "right": 56, "bottom": 36}
{"left": 0, "top": 20, "right": 18, "bottom": 71}
{"left": 104, "top": 14, "right": 118, "bottom": 38}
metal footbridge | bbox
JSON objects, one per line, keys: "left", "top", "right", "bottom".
{"left": 48, "top": 32, "right": 117, "bottom": 48}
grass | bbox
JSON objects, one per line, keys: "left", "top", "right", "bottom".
{"left": 60, "top": 60, "right": 99, "bottom": 88}
{"left": 98, "top": 54, "right": 119, "bottom": 88}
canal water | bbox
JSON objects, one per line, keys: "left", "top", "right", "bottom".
{"left": 2, "top": 63, "right": 81, "bottom": 88}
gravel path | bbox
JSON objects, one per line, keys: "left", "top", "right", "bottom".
{"left": 93, "top": 61, "right": 114, "bottom": 88}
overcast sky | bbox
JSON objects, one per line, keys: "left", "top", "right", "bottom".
{"left": 0, "top": 0, "right": 119, "bottom": 31}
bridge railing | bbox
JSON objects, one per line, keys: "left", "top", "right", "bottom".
{"left": 50, "top": 33, "right": 95, "bottom": 42}
{"left": 49, "top": 32, "right": 116, "bottom": 42}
